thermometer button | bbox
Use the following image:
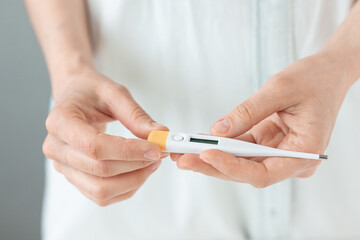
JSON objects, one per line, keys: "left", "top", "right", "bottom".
{"left": 172, "top": 134, "right": 184, "bottom": 141}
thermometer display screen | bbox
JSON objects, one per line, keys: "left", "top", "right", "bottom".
{"left": 190, "top": 138, "right": 219, "bottom": 145}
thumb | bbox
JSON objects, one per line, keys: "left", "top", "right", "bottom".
{"left": 104, "top": 85, "right": 168, "bottom": 139}
{"left": 210, "top": 87, "right": 282, "bottom": 138}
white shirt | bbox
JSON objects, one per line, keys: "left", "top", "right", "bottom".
{"left": 42, "top": 1, "right": 360, "bottom": 239}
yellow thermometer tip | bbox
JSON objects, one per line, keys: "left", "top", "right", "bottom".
{"left": 147, "top": 130, "right": 169, "bottom": 151}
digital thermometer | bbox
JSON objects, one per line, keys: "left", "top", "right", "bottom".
{"left": 148, "top": 130, "right": 328, "bottom": 160}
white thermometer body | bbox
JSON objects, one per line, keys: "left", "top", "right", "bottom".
{"left": 148, "top": 131, "right": 327, "bottom": 160}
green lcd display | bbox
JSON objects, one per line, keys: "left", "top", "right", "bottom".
{"left": 190, "top": 138, "right": 219, "bottom": 145}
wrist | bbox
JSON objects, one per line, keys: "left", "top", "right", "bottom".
{"left": 50, "top": 64, "right": 99, "bottom": 102}
{"left": 49, "top": 51, "right": 95, "bottom": 81}
{"left": 314, "top": 50, "right": 359, "bottom": 92}
{"left": 317, "top": 47, "right": 360, "bottom": 88}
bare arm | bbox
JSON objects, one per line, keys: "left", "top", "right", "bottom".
{"left": 25, "top": 0, "right": 168, "bottom": 206}
{"left": 24, "top": 0, "right": 93, "bottom": 100}
{"left": 321, "top": 1, "right": 360, "bottom": 85}
{"left": 173, "top": 2, "right": 360, "bottom": 186}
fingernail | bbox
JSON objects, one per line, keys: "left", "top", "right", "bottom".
{"left": 150, "top": 161, "right": 161, "bottom": 171}
{"left": 212, "top": 119, "right": 231, "bottom": 134}
{"left": 144, "top": 150, "right": 161, "bottom": 160}
{"left": 161, "top": 152, "right": 170, "bottom": 158}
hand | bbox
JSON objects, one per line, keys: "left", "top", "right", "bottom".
{"left": 172, "top": 53, "right": 353, "bottom": 187}
{"left": 43, "top": 70, "right": 168, "bottom": 206}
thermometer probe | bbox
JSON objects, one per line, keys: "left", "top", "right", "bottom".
{"left": 148, "top": 130, "right": 328, "bottom": 160}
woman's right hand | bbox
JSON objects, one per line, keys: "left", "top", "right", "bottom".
{"left": 42, "top": 69, "right": 168, "bottom": 206}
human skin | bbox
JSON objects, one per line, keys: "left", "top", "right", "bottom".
{"left": 25, "top": 0, "right": 360, "bottom": 207}
{"left": 172, "top": 2, "right": 360, "bottom": 187}
{"left": 25, "top": 0, "right": 168, "bottom": 206}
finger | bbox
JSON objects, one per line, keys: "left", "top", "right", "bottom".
{"left": 199, "top": 149, "right": 271, "bottom": 187}
{"left": 170, "top": 153, "right": 183, "bottom": 161}
{"left": 273, "top": 134, "right": 322, "bottom": 177}
{"left": 210, "top": 85, "right": 285, "bottom": 138}
{"left": 94, "top": 190, "right": 138, "bottom": 207}
{"left": 176, "top": 154, "right": 233, "bottom": 181}
{"left": 233, "top": 133, "right": 256, "bottom": 143}
{"left": 53, "top": 160, "right": 161, "bottom": 202}
{"left": 44, "top": 135, "right": 157, "bottom": 177}
{"left": 200, "top": 148, "right": 320, "bottom": 188}
{"left": 62, "top": 163, "right": 138, "bottom": 206}
{"left": 99, "top": 84, "right": 169, "bottom": 139}
{"left": 46, "top": 105, "right": 163, "bottom": 161}
{"left": 249, "top": 116, "right": 287, "bottom": 148}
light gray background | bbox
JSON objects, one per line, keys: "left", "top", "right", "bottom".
{"left": 0, "top": 1, "right": 49, "bottom": 240}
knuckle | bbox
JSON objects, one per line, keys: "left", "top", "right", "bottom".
{"left": 91, "top": 182, "right": 110, "bottom": 201}
{"left": 94, "top": 200, "right": 109, "bottom": 207}
{"left": 122, "top": 191, "right": 136, "bottom": 201}
{"left": 142, "top": 160, "right": 151, "bottom": 168}
{"left": 268, "top": 74, "right": 289, "bottom": 89}
{"left": 42, "top": 137, "right": 54, "bottom": 159}
{"left": 45, "top": 109, "right": 58, "bottom": 133}
{"left": 130, "top": 105, "right": 149, "bottom": 122}
{"left": 225, "top": 159, "right": 247, "bottom": 182}
{"left": 92, "top": 161, "right": 112, "bottom": 177}
{"left": 128, "top": 190, "right": 137, "bottom": 199}
{"left": 297, "top": 169, "right": 317, "bottom": 178}
{"left": 138, "top": 160, "right": 150, "bottom": 169}
{"left": 176, "top": 160, "right": 190, "bottom": 170}
{"left": 268, "top": 74, "right": 298, "bottom": 101}
{"left": 119, "top": 139, "right": 133, "bottom": 160}
{"left": 252, "top": 180, "right": 270, "bottom": 189}
{"left": 252, "top": 175, "right": 271, "bottom": 189}
{"left": 130, "top": 172, "right": 147, "bottom": 188}
{"left": 114, "top": 84, "right": 130, "bottom": 95}
{"left": 226, "top": 162, "right": 241, "bottom": 178}
{"left": 81, "top": 137, "right": 102, "bottom": 160}
{"left": 103, "top": 83, "right": 131, "bottom": 100}
{"left": 52, "top": 161, "right": 62, "bottom": 173}
{"left": 306, "top": 159, "right": 321, "bottom": 169}
{"left": 296, "top": 159, "right": 321, "bottom": 178}
{"left": 234, "top": 99, "right": 256, "bottom": 123}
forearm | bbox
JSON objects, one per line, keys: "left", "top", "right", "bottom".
{"left": 24, "top": 0, "right": 94, "bottom": 100}
{"left": 319, "top": 1, "right": 360, "bottom": 87}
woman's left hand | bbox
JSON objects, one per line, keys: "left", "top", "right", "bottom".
{"left": 171, "top": 52, "right": 354, "bottom": 187}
